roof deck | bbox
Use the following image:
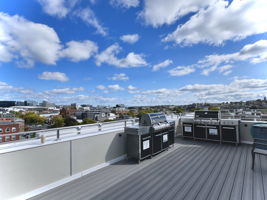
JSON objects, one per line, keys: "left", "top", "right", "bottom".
{"left": 30, "top": 138, "right": 267, "bottom": 200}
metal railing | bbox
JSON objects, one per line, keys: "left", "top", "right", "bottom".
{"left": 0, "top": 118, "right": 138, "bottom": 144}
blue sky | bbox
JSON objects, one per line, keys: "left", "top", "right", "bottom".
{"left": 0, "top": 0, "right": 267, "bottom": 106}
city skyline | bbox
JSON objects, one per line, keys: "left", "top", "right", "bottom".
{"left": 1, "top": 0, "right": 267, "bottom": 106}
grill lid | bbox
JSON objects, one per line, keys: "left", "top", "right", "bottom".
{"left": 140, "top": 113, "right": 167, "bottom": 126}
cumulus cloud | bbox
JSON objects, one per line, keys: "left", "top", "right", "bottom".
{"left": 0, "top": 81, "right": 35, "bottom": 97}
{"left": 95, "top": 43, "right": 147, "bottom": 68}
{"left": 110, "top": 0, "right": 140, "bottom": 8}
{"left": 108, "top": 84, "right": 124, "bottom": 91}
{"left": 163, "top": 0, "right": 267, "bottom": 45}
{"left": 139, "top": 0, "right": 216, "bottom": 27}
{"left": 128, "top": 85, "right": 137, "bottom": 90}
{"left": 218, "top": 65, "right": 233, "bottom": 76}
{"left": 38, "top": 72, "right": 69, "bottom": 82}
{"left": 152, "top": 59, "right": 173, "bottom": 71}
{"left": 60, "top": 40, "right": 98, "bottom": 62}
{"left": 37, "top": 0, "right": 75, "bottom": 18}
{"left": 167, "top": 40, "right": 267, "bottom": 76}
{"left": 74, "top": 8, "right": 107, "bottom": 36}
{"left": 198, "top": 40, "right": 267, "bottom": 75}
{"left": 38, "top": 1, "right": 107, "bottom": 36}
{"left": 0, "top": 12, "right": 61, "bottom": 67}
{"left": 168, "top": 66, "right": 195, "bottom": 76}
{"left": 0, "top": 12, "right": 100, "bottom": 67}
{"left": 96, "top": 85, "right": 106, "bottom": 90}
{"left": 120, "top": 34, "right": 139, "bottom": 44}
{"left": 110, "top": 73, "right": 129, "bottom": 81}
{"left": 45, "top": 87, "right": 84, "bottom": 94}
{"left": 129, "top": 78, "right": 267, "bottom": 105}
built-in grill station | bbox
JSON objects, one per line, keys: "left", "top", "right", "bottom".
{"left": 182, "top": 111, "right": 240, "bottom": 145}
{"left": 126, "top": 113, "right": 175, "bottom": 162}
{"left": 194, "top": 111, "right": 221, "bottom": 142}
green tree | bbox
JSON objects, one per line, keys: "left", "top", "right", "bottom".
{"left": 175, "top": 107, "right": 185, "bottom": 113}
{"left": 82, "top": 118, "right": 97, "bottom": 124}
{"left": 137, "top": 109, "right": 155, "bottom": 118}
{"left": 64, "top": 116, "right": 78, "bottom": 126}
{"left": 103, "top": 119, "right": 115, "bottom": 122}
{"left": 208, "top": 106, "right": 220, "bottom": 111}
{"left": 51, "top": 115, "right": 64, "bottom": 128}
{"left": 22, "top": 112, "right": 45, "bottom": 125}
{"left": 128, "top": 111, "right": 136, "bottom": 118}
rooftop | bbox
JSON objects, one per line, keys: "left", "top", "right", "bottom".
{"left": 30, "top": 138, "right": 267, "bottom": 200}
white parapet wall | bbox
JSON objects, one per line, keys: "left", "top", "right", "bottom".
{"left": 0, "top": 130, "right": 126, "bottom": 200}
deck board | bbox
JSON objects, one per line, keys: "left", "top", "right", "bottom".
{"left": 30, "top": 138, "right": 267, "bottom": 200}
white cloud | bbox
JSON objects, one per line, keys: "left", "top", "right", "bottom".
{"left": 198, "top": 40, "right": 267, "bottom": 75}
{"left": 110, "top": 73, "right": 129, "bottom": 81}
{"left": 168, "top": 66, "right": 195, "bottom": 76}
{"left": 38, "top": 1, "right": 107, "bottom": 36}
{"left": 60, "top": 40, "right": 98, "bottom": 62}
{"left": 218, "top": 65, "right": 233, "bottom": 73}
{"left": 120, "top": 34, "right": 139, "bottom": 44}
{"left": 0, "top": 12, "right": 100, "bottom": 67}
{"left": 37, "top": 0, "right": 74, "bottom": 18}
{"left": 139, "top": 0, "right": 216, "bottom": 27}
{"left": 95, "top": 43, "right": 147, "bottom": 68}
{"left": 96, "top": 85, "right": 106, "bottom": 90}
{"left": 110, "top": 0, "right": 140, "bottom": 8}
{"left": 0, "top": 81, "right": 35, "bottom": 96}
{"left": 222, "top": 70, "right": 232, "bottom": 76}
{"left": 108, "top": 84, "right": 124, "bottom": 91}
{"left": 152, "top": 59, "right": 173, "bottom": 71}
{"left": 163, "top": 0, "right": 267, "bottom": 45}
{"left": 128, "top": 78, "right": 267, "bottom": 105}
{"left": 201, "top": 66, "right": 217, "bottom": 76}
{"left": 74, "top": 8, "right": 107, "bottom": 36}
{"left": 128, "top": 85, "right": 137, "bottom": 90}
{"left": 0, "top": 12, "right": 61, "bottom": 67}
{"left": 218, "top": 65, "right": 233, "bottom": 76}
{"left": 45, "top": 87, "right": 84, "bottom": 94}
{"left": 169, "top": 40, "right": 267, "bottom": 76}
{"left": 38, "top": 72, "right": 69, "bottom": 82}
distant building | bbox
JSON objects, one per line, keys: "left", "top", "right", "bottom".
{"left": 24, "top": 100, "right": 38, "bottom": 106}
{"left": 60, "top": 107, "right": 77, "bottom": 117}
{"left": 0, "top": 113, "right": 25, "bottom": 132}
{"left": 0, "top": 122, "right": 20, "bottom": 142}
{"left": 71, "top": 103, "right": 78, "bottom": 109}
{"left": 0, "top": 113, "right": 15, "bottom": 121}
{"left": 41, "top": 101, "right": 55, "bottom": 107}
{"left": 81, "top": 108, "right": 112, "bottom": 121}
{"left": 0, "top": 101, "right": 16, "bottom": 107}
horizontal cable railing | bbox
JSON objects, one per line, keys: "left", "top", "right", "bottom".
{"left": 0, "top": 118, "right": 139, "bottom": 145}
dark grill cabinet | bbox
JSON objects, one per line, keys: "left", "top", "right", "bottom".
{"left": 194, "top": 124, "right": 206, "bottom": 139}
{"left": 126, "top": 126, "right": 152, "bottom": 162}
{"left": 126, "top": 113, "right": 175, "bottom": 163}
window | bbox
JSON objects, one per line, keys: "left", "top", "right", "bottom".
{"left": 0, "top": 128, "right": 2, "bottom": 133}
{"left": 12, "top": 127, "right": 17, "bottom": 132}
{"left": 5, "top": 128, "right": 10, "bottom": 132}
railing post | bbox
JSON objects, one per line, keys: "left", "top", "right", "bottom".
{"left": 77, "top": 126, "right": 81, "bottom": 135}
{"left": 124, "top": 120, "right": 127, "bottom": 127}
{"left": 56, "top": 129, "right": 60, "bottom": 140}
{"left": 132, "top": 119, "right": 135, "bottom": 126}
{"left": 40, "top": 135, "right": 45, "bottom": 144}
{"left": 98, "top": 123, "right": 102, "bottom": 131}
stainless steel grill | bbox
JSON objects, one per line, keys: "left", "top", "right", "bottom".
{"left": 126, "top": 113, "right": 175, "bottom": 162}
{"left": 182, "top": 111, "right": 240, "bottom": 145}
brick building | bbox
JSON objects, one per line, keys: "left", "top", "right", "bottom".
{"left": 0, "top": 122, "right": 20, "bottom": 143}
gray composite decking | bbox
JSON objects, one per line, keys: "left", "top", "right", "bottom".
{"left": 30, "top": 138, "right": 267, "bottom": 200}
